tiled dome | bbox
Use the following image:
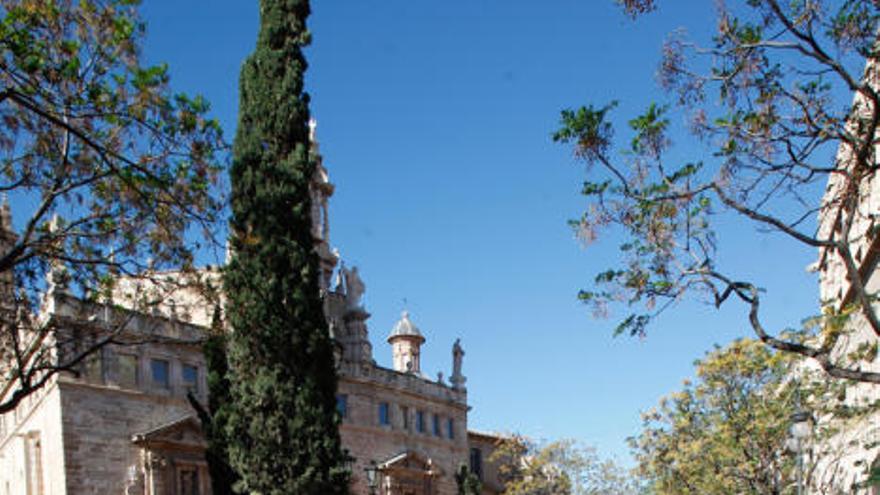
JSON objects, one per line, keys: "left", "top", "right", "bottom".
{"left": 388, "top": 311, "right": 426, "bottom": 343}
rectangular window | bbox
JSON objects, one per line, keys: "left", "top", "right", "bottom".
{"left": 470, "top": 448, "right": 483, "bottom": 481}
{"left": 83, "top": 351, "right": 103, "bottom": 383}
{"left": 432, "top": 414, "right": 441, "bottom": 437}
{"left": 178, "top": 467, "right": 200, "bottom": 495}
{"left": 416, "top": 410, "right": 425, "bottom": 433}
{"left": 182, "top": 364, "right": 199, "bottom": 394}
{"left": 150, "top": 359, "right": 170, "bottom": 389}
{"left": 336, "top": 395, "right": 348, "bottom": 419}
{"left": 117, "top": 354, "right": 138, "bottom": 388}
{"left": 378, "top": 402, "right": 390, "bottom": 426}
{"left": 447, "top": 418, "right": 455, "bottom": 439}
{"left": 401, "top": 406, "right": 410, "bottom": 430}
{"left": 24, "top": 432, "right": 43, "bottom": 495}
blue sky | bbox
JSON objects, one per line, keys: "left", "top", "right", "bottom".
{"left": 137, "top": 1, "right": 824, "bottom": 461}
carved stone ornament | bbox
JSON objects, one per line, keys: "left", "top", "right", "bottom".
{"left": 342, "top": 266, "right": 366, "bottom": 311}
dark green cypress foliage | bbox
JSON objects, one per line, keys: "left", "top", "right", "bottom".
{"left": 223, "top": 0, "right": 349, "bottom": 493}
{"left": 191, "top": 305, "right": 238, "bottom": 495}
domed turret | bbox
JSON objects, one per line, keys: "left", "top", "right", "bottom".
{"left": 388, "top": 311, "right": 425, "bottom": 374}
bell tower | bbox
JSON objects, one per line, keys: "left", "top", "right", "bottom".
{"left": 388, "top": 311, "right": 425, "bottom": 374}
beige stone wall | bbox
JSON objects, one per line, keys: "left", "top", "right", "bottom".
{"left": 0, "top": 273, "right": 505, "bottom": 495}
{"left": 339, "top": 368, "right": 468, "bottom": 495}
{"left": 0, "top": 380, "right": 66, "bottom": 495}
{"left": 1, "top": 293, "right": 498, "bottom": 495}
{"left": 466, "top": 432, "right": 505, "bottom": 495}
{"left": 811, "top": 264, "right": 880, "bottom": 493}
{"left": 58, "top": 381, "right": 194, "bottom": 493}
{"left": 56, "top": 335, "right": 206, "bottom": 494}
{"left": 816, "top": 57, "right": 880, "bottom": 307}
{"left": 812, "top": 55, "right": 880, "bottom": 494}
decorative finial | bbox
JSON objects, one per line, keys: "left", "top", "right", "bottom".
{"left": 308, "top": 118, "right": 319, "bottom": 154}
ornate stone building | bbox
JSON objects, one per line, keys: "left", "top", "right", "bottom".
{"left": 0, "top": 123, "right": 505, "bottom": 495}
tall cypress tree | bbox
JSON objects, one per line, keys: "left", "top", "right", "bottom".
{"left": 189, "top": 305, "right": 238, "bottom": 495}
{"left": 223, "top": 1, "right": 349, "bottom": 493}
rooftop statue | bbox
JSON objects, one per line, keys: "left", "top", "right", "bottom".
{"left": 451, "top": 338, "right": 466, "bottom": 390}
{"left": 343, "top": 265, "right": 365, "bottom": 311}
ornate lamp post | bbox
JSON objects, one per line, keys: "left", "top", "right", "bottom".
{"left": 364, "top": 461, "right": 379, "bottom": 495}
{"left": 342, "top": 455, "right": 355, "bottom": 476}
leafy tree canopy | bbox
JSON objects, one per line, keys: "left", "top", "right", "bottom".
{"left": 492, "top": 434, "right": 642, "bottom": 495}
{"left": 556, "top": 0, "right": 880, "bottom": 383}
{"left": 632, "top": 338, "right": 877, "bottom": 494}
{"left": 0, "top": 0, "right": 225, "bottom": 414}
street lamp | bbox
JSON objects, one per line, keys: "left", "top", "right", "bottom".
{"left": 787, "top": 409, "right": 813, "bottom": 495}
{"left": 364, "top": 461, "right": 378, "bottom": 495}
{"left": 342, "top": 453, "right": 355, "bottom": 476}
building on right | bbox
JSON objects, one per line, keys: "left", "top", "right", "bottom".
{"left": 809, "top": 54, "right": 880, "bottom": 493}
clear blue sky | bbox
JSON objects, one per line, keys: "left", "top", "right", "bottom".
{"left": 138, "top": 1, "right": 822, "bottom": 461}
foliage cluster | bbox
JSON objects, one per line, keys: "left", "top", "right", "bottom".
{"left": 0, "top": 0, "right": 225, "bottom": 414}
{"left": 557, "top": 0, "right": 880, "bottom": 383}
{"left": 491, "top": 434, "right": 641, "bottom": 495}
{"left": 632, "top": 338, "right": 880, "bottom": 494}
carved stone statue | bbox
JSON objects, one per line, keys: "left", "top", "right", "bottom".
{"left": 333, "top": 262, "right": 345, "bottom": 294}
{"left": 452, "top": 339, "right": 464, "bottom": 376}
{"left": 342, "top": 266, "right": 365, "bottom": 311}
{"left": 308, "top": 118, "right": 318, "bottom": 144}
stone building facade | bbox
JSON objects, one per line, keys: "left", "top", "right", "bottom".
{"left": 809, "top": 57, "right": 880, "bottom": 493}
{"left": 0, "top": 124, "right": 505, "bottom": 495}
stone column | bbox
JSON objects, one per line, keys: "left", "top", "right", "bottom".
{"left": 146, "top": 451, "right": 167, "bottom": 495}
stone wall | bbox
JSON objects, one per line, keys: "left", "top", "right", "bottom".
{"left": 339, "top": 369, "right": 468, "bottom": 495}
{"left": 0, "top": 380, "right": 67, "bottom": 495}
{"left": 467, "top": 432, "right": 505, "bottom": 495}
{"left": 58, "top": 380, "right": 194, "bottom": 493}
{"left": 0, "top": 283, "right": 500, "bottom": 495}
{"left": 50, "top": 293, "right": 209, "bottom": 494}
{"left": 811, "top": 260, "right": 880, "bottom": 493}
{"left": 811, "top": 55, "right": 880, "bottom": 491}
